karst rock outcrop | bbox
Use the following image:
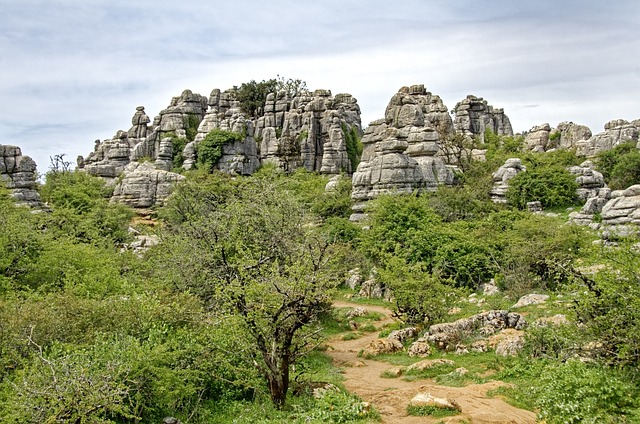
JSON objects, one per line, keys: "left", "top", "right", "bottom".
{"left": 0, "top": 144, "right": 42, "bottom": 208}
{"left": 490, "top": 158, "right": 526, "bottom": 203}
{"left": 576, "top": 119, "right": 640, "bottom": 157}
{"left": 452, "top": 95, "right": 513, "bottom": 141}
{"left": 80, "top": 86, "right": 362, "bottom": 210}
{"left": 111, "top": 162, "right": 185, "bottom": 210}
{"left": 524, "top": 122, "right": 592, "bottom": 152}
{"left": 350, "top": 85, "right": 456, "bottom": 219}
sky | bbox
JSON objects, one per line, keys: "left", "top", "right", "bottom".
{"left": 1, "top": 0, "right": 639, "bottom": 173}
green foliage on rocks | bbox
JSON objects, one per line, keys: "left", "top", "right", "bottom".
{"left": 342, "top": 123, "right": 363, "bottom": 172}
{"left": 236, "top": 76, "right": 307, "bottom": 118}
{"left": 196, "top": 129, "right": 244, "bottom": 172}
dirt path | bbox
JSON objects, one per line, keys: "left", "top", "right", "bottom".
{"left": 327, "top": 301, "right": 537, "bottom": 424}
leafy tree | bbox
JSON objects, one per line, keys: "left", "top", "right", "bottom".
{"left": 150, "top": 180, "right": 341, "bottom": 408}
{"left": 236, "top": 79, "right": 278, "bottom": 118}
{"left": 236, "top": 76, "right": 308, "bottom": 118}
{"left": 378, "top": 258, "right": 458, "bottom": 325}
{"left": 574, "top": 240, "right": 640, "bottom": 366}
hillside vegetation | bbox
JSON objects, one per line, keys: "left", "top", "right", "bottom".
{"left": 1, "top": 136, "right": 639, "bottom": 423}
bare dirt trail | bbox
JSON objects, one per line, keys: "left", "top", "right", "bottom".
{"left": 327, "top": 301, "right": 537, "bottom": 424}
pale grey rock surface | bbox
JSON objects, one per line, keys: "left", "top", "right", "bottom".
{"left": 524, "top": 121, "right": 591, "bottom": 152}
{"left": 0, "top": 144, "right": 42, "bottom": 207}
{"left": 512, "top": 293, "right": 549, "bottom": 308}
{"left": 111, "top": 162, "right": 185, "bottom": 210}
{"left": 568, "top": 160, "right": 606, "bottom": 201}
{"left": 427, "top": 310, "right": 526, "bottom": 351}
{"left": 576, "top": 119, "right": 639, "bottom": 157}
{"left": 452, "top": 95, "right": 513, "bottom": 142}
{"left": 490, "top": 158, "right": 526, "bottom": 203}
{"left": 350, "top": 85, "right": 455, "bottom": 218}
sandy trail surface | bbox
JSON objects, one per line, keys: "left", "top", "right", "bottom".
{"left": 327, "top": 301, "right": 537, "bottom": 424}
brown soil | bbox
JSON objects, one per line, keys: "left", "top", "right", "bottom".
{"left": 327, "top": 301, "right": 537, "bottom": 424}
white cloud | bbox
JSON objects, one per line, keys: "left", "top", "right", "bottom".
{"left": 1, "top": 0, "right": 639, "bottom": 171}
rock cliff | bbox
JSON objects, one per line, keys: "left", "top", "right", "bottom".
{"left": 0, "top": 144, "right": 42, "bottom": 208}
{"left": 350, "top": 85, "right": 455, "bottom": 219}
{"left": 80, "top": 85, "right": 362, "bottom": 210}
{"left": 452, "top": 95, "right": 513, "bottom": 141}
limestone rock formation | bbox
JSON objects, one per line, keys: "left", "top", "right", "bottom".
{"left": 427, "top": 310, "right": 527, "bottom": 351}
{"left": 524, "top": 123, "right": 551, "bottom": 152}
{"left": 524, "top": 122, "right": 591, "bottom": 152}
{"left": 81, "top": 85, "right": 362, "bottom": 209}
{"left": 452, "top": 95, "right": 513, "bottom": 141}
{"left": 0, "top": 144, "right": 42, "bottom": 208}
{"left": 576, "top": 119, "right": 639, "bottom": 157}
{"left": 183, "top": 88, "right": 259, "bottom": 175}
{"left": 350, "top": 85, "right": 455, "bottom": 218}
{"left": 568, "top": 160, "right": 606, "bottom": 201}
{"left": 254, "top": 89, "right": 361, "bottom": 174}
{"left": 600, "top": 185, "right": 640, "bottom": 236}
{"left": 490, "top": 158, "right": 526, "bottom": 203}
{"left": 111, "top": 162, "right": 185, "bottom": 210}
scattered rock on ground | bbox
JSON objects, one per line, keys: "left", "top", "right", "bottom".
{"left": 409, "top": 392, "right": 461, "bottom": 411}
{"left": 408, "top": 339, "right": 432, "bottom": 357}
{"left": 362, "top": 338, "right": 403, "bottom": 357}
{"left": 512, "top": 293, "right": 549, "bottom": 308}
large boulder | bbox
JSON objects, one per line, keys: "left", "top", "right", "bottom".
{"left": 452, "top": 94, "right": 513, "bottom": 142}
{"left": 111, "top": 162, "right": 185, "bottom": 210}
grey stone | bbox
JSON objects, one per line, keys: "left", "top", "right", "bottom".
{"left": 0, "top": 144, "right": 42, "bottom": 208}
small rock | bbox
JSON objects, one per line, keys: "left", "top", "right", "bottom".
{"left": 348, "top": 320, "right": 358, "bottom": 330}
{"left": 406, "top": 359, "right": 455, "bottom": 372}
{"left": 388, "top": 327, "right": 418, "bottom": 343}
{"left": 345, "top": 307, "right": 366, "bottom": 319}
{"left": 480, "top": 280, "right": 500, "bottom": 296}
{"left": 409, "top": 392, "right": 461, "bottom": 411}
{"left": 362, "top": 338, "right": 403, "bottom": 357}
{"left": 383, "top": 367, "right": 404, "bottom": 377}
{"left": 408, "top": 339, "right": 432, "bottom": 357}
{"left": 495, "top": 334, "right": 524, "bottom": 356}
{"left": 512, "top": 293, "right": 549, "bottom": 308}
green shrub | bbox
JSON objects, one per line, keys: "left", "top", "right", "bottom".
{"left": 197, "top": 129, "right": 244, "bottom": 172}
{"left": 378, "top": 258, "right": 458, "bottom": 325}
{"left": 536, "top": 360, "right": 638, "bottom": 423}
{"left": 506, "top": 165, "right": 578, "bottom": 209}
{"left": 596, "top": 141, "right": 639, "bottom": 189}
{"left": 342, "top": 123, "right": 363, "bottom": 172}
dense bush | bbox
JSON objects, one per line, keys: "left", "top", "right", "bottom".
{"left": 506, "top": 164, "right": 578, "bottom": 209}
{"left": 596, "top": 142, "right": 640, "bottom": 190}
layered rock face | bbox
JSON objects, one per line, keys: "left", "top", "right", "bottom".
{"left": 350, "top": 85, "right": 455, "bottom": 218}
{"left": 490, "top": 158, "right": 526, "bottom": 203}
{"left": 524, "top": 122, "right": 592, "bottom": 152}
{"left": 568, "top": 161, "right": 606, "bottom": 202}
{"left": 81, "top": 87, "right": 362, "bottom": 211}
{"left": 255, "top": 89, "right": 361, "bottom": 174}
{"left": 576, "top": 119, "right": 640, "bottom": 157}
{"left": 0, "top": 144, "right": 42, "bottom": 207}
{"left": 111, "top": 162, "right": 185, "bottom": 210}
{"left": 452, "top": 95, "right": 513, "bottom": 141}
{"left": 80, "top": 90, "right": 209, "bottom": 182}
